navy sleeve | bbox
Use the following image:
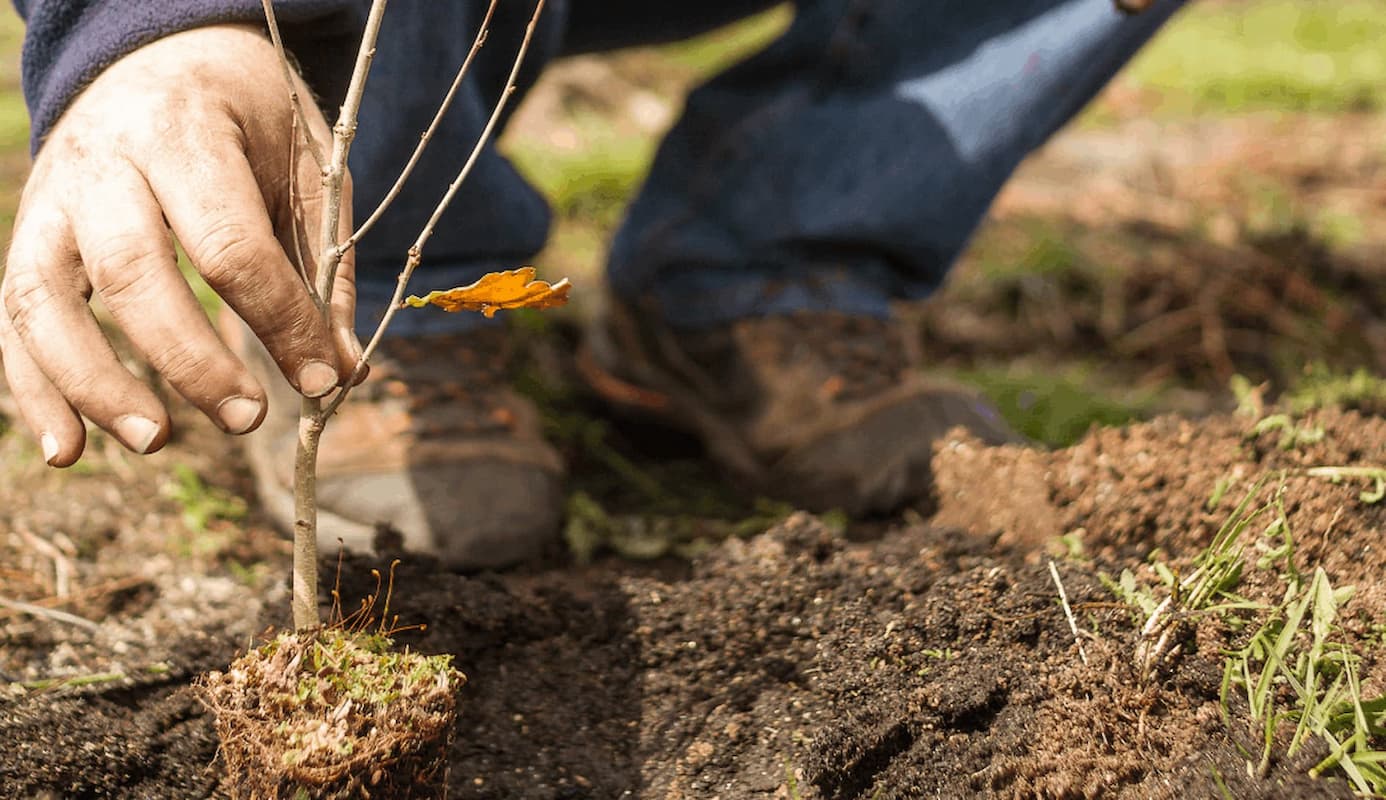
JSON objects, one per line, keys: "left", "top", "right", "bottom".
{"left": 12, "top": 0, "right": 367, "bottom": 154}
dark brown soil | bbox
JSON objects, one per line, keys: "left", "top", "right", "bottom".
{"left": 3, "top": 403, "right": 1383, "bottom": 799}
{"left": 6, "top": 70, "right": 1386, "bottom": 800}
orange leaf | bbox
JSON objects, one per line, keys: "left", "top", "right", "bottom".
{"left": 403, "top": 267, "right": 571, "bottom": 318}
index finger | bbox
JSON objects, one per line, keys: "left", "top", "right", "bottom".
{"left": 143, "top": 133, "right": 345, "bottom": 398}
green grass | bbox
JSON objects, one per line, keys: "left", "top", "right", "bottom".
{"left": 1286, "top": 365, "right": 1386, "bottom": 416}
{"left": 1221, "top": 567, "right": 1386, "bottom": 793}
{"left": 0, "top": 9, "right": 24, "bottom": 146}
{"left": 508, "top": 109, "right": 656, "bottom": 232}
{"left": 1126, "top": 0, "right": 1386, "bottom": 114}
{"left": 1305, "top": 466, "right": 1386, "bottom": 506}
{"left": 966, "top": 218, "right": 1113, "bottom": 283}
{"left": 1105, "top": 478, "right": 1386, "bottom": 793}
{"left": 506, "top": 6, "right": 789, "bottom": 278}
{"left": 161, "top": 462, "right": 246, "bottom": 541}
{"left": 950, "top": 363, "right": 1157, "bottom": 448}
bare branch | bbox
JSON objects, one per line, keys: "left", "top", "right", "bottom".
{"left": 286, "top": 115, "right": 318, "bottom": 300}
{"left": 320, "top": 0, "right": 547, "bottom": 421}
{"left": 410, "top": 0, "right": 546, "bottom": 265}
{"left": 260, "top": 0, "right": 327, "bottom": 172}
{"left": 343, "top": 0, "right": 500, "bottom": 251}
{"left": 314, "top": 0, "right": 389, "bottom": 305}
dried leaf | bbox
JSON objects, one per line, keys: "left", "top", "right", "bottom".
{"left": 403, "top": 267, "right": 570, "bottom": 318}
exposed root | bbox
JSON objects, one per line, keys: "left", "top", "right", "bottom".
{"left": 199, "top": 628, "right": 462, "bottom": 799}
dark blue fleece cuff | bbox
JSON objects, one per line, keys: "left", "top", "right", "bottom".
{"left": 13, "top": 0, "right": 363, "bottom": 154}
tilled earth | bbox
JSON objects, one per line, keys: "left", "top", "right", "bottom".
{"left": 2, "top": 403, "right": 1383, "bottom": 799}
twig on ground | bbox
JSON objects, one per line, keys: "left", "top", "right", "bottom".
{"left": 0, "top": 595, "right": 101, "bottom": 633}
{"left": 0, "top": 575, "right": 150, "bottom": 623}
{"left": 17, "top": 528, "right": 73, "bottom": 598}
{"left": 1049, "top": 560, "right": 1089, "bottom": 666}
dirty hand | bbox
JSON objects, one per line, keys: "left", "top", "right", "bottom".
{"left": 0, "top": 24, "right": 358, "bottom": 467}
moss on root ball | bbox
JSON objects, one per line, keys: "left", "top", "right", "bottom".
{"left": 199, "top": 628, "right": 462, "bottom": 799}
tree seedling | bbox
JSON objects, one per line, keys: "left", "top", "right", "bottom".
{"left": 199, "top": 1, "right": 568, "bottom": 796}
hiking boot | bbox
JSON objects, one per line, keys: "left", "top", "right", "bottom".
{"left": 227, "top": 318, "right": 563, "bottom": 570}
{"left": 581, "top": 304, "right": 1018, "bottom": 515}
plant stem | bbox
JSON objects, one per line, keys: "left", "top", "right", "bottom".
{"left": 291, "top": 402, "right": 323, "bottom": 628}
{"left": 285, "top": 0, "right": 390, "bottom": 630}
{"left": 274, "top": 0, "right": 547, "bottom": 627}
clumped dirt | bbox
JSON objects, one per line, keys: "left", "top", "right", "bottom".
{"left": 3, "top": 404, "right": 1383, "bottom": 798}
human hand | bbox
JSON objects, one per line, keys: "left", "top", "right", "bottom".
{"left": 0, "top": 24, "right": 358, "bottom": 467}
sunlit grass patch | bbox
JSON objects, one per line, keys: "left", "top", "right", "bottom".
{"left": 949, "top": 362, "right": 1158, "bottom": 448}
{"left": 1124, "top": 0, "right": 1386, "bottom": 114}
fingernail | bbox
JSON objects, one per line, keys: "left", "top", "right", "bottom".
{"left": 114, "top": 414, "right": 160, "bottom": 454}
{"left": 297, "top": 360, "right": 339, "bottom": 398}
{"left": 40, "top": 432, "right": 59, "bottom": 465}
{"left": 217, "top": 395, "right": 265, "bottom": 435}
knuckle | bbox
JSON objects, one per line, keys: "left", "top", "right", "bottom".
{"left": 45, "top": 359, "right": 101, "bottom": 402}
{"left": 2, "top": 270, "right": 55, "bottom": 338}
{"left": 148, "top": 337, "right": 206, "bottom": 388}
{"left": 190, "top": 220, "right": 268, "bottom": 289}
{"left": 87, "top": 235, "right": 164, "bottom": 305}
{"left": 263, "top": 304, "right": 326, "bottom": 354}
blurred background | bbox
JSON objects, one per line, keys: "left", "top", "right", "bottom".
{"left": 3, "top": 2, "right": 1386, "bottom": 446}
{"left": 2, "top": 0, "right": 1386, "bottom": 586}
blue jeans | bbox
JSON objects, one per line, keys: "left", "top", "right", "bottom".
{"left": 350, "top": 0, "right": 1183, "bottom": 336}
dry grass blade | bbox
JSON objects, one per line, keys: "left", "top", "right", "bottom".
{"left": 1048, "top": 560, "right": 1089, "bottom": 666}
{"left": 0, "top": 595, "right": 101, "bottom": 633}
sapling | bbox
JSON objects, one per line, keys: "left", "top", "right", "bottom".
{"left": 259, "top": 0, "right": 565, "bottom": 631}
{"left": 200, "top": 1, "right": 567, "bottom": 795}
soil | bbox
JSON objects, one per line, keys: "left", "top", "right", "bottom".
{"left": 6, "top": 47, "right": 1386, "bottom": 800}
{"left": 3, "top": 398, "right": 1385, "bottom": 799}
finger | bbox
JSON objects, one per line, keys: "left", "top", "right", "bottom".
{"left": 145, "top": 135, "right": 344, "bottom": 398}
{"left": 3, "top": 211, "right": 170, "bottom": 455}
{"left": 74, "top": 167, "right": 268, "bottom": 435}
{"left": 0, "top": 304, "right": 85, "bottom": 466}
